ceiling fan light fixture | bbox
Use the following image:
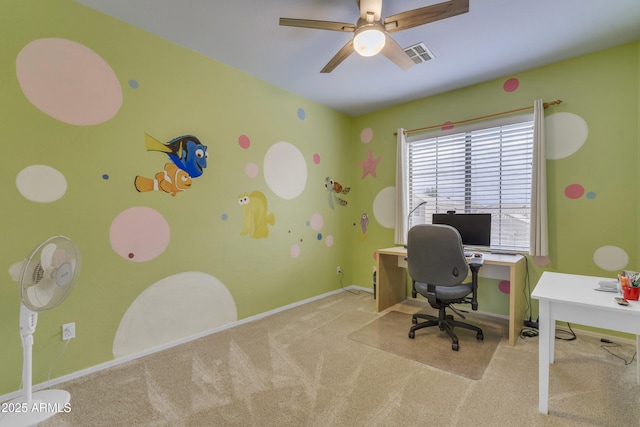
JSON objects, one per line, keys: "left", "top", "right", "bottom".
{"left": 353, "top": 24, "right": 386, "bottom": 57}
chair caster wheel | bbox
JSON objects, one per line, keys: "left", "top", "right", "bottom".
{"left": 409, "top": 331, "right": 415, "bottom": 339}
{"left": 452, "top": 343, "right": 459, "bottom": 351}
{"left": 412, "top": 290, "right": 417, "bottom": 298}
{"left": 412, "top": 317, "right": 418, "bottom": 325}
{"left": 477, "top": 332, "right": 484, "bottom": 341}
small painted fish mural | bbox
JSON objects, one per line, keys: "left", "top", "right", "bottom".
{"left": 134, "top": 163, "right": 192, "bottom": 196}
{"left": 239, "top": 191, "right": 275, "bottom": 239}
{"left": 357, "top": 213, "right": 369, "bottom": 242}
{"left": 360, "top": 213, "right": 369, "bottom": 234}
{"left": 144, "top": 133, "right": 208, "bottom": 178}
{"left": 324, "top": 177, "right": 350, "bottom": 209}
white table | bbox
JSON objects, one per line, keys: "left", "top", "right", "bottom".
{"left": 531, "top": 271, "right": 640, "bottom": 414}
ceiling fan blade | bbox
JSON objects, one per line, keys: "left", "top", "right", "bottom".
{"left": 359, "top": 0, "right": 383, "bottom": 21}
{"left": 321, "top": 40, "right": 355, "bottom": 73}
{"left": 384, "top": 0, "right": 469, "bottom": 33}
{"left": 381, "top": 34, "right": 415, "bottom": 70}
{"left": 279, "top": 18, "right": 355, "bottom": 32}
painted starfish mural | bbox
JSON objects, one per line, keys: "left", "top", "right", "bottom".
{"left": 358, "top": 148, "right": 381, "bottom": 179}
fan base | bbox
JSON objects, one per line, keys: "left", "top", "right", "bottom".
{"left": 0, "top": 390, "right": 70, "bottom": 427}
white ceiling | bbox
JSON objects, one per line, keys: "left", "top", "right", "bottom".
{"left": 74, "top": 0, "right": 640, "bottom": 117}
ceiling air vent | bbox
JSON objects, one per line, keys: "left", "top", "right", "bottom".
{"left": 404, "top": 43, "right": 435, "bottom": 65}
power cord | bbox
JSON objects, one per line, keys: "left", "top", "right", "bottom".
{"left": 46, "top": 337, "right": 71, "bottom": 388}
{"left": 339, "top": 270, "right": 359, "bottom": 295}
{"left": 600, "top": 338, "right": 638, "bottom": 365}
{"left": 555, "top": 322, "right": 576, "bottom": 341}
{"left": 519, "top": 322, "right": 578, "bottom": 340}
{"left": 520, "top": 327, "right": 538, "bottom": 338}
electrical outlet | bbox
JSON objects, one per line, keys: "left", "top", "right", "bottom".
{"left": 336, "top": 266, "right": 342, "bottom": 275}
{"left": 62, "top": 322, "right": 75, "bottom": 341}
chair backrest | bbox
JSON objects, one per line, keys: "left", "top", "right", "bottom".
{"left": 407, "top": 224, "right": 468, "bottom": 287}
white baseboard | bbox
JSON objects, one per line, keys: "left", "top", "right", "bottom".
{"left": 0, "top": 287, "right": 362, "bottom": 403}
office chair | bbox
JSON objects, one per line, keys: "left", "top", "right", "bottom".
{"left": 407, "top": 224, "right": 484, "bottom": 351}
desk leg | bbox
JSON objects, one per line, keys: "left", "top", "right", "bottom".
{"left": 636, "top": 336, "right": 640, "bottom": 384}
{"left": 508, "top": 258, "right": 527, "bottom": 346}
{"left": 375, "top": 253, "right": 407, "bottom": 312}
{"left": 538, "top": 300, "right": 551, "bottom": 414}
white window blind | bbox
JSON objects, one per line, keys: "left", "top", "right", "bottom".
{"left": 407, "top": 117, "right": 534, "bottom": 251}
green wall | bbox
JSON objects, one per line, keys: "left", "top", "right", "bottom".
{"left": 0, "top": 0, "right": 354, "bottom": 396}
{"left": 349, "top": 42, "right": 640, "bottom": 318}
{"left": 1, "top": 0, "right": 639, "bottom": 398}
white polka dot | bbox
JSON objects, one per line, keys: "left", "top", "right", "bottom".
{"left": 545, "top": 112, "right": 588, "bottom": 160}
{"left": 264, "top": 142, "right": 307, "bottom": 200}
{"left": 593, "top": 246, "right": 628, "bottom": 271}
{"left": 16, "top": 165, "right": 67, "bottom": 203}
{"left": 373, "top": 187, "right": 396, "bottom": 229}
{"left": 112, "top": 272, "right": 237, "bottom": 358}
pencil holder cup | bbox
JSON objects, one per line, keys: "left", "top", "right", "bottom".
{"left": 622, "top": 286, "right": 640, "bottom": 301}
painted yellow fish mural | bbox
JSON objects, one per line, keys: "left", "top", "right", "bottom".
{"left": 238, "top": 191, "right": 275, "bottom": 238}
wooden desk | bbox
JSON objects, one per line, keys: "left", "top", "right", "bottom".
{"left": 375, "top": 246, "right": 526, "bottom": 347}
{"left": 532, "top": 272, "right": 640, "bottom": 414}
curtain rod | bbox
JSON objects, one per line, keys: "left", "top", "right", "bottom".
{"left": 395, "top": 99, "right": 563, "bottom": 136}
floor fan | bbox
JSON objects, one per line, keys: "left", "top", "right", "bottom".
{"left": 1, "top": 236, "right": 81, "bottom": 427}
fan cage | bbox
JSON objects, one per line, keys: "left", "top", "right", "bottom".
{"left": 19, "top": 236, "right": 81, "bottom": 312}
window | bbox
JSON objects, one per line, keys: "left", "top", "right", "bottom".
{"left": 406, "top": 116, "right": 534, "bottom": 251}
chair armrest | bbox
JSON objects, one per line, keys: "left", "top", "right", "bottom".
{"left": 426, "top": 283, "right": 438, "bottom": 307}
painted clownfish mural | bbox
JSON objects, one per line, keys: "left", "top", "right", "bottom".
{"left": 324, "top": 177, "right": 350, "bottom": 209}
{"left": 238, "top": 191, "right": 275, "bottom": 239}
{"left": 134, "top": 163, "right": 192, "bottom": 196}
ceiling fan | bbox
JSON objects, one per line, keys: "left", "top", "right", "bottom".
{"left": 279, "top": 0, "right": 469, "bottom": 73}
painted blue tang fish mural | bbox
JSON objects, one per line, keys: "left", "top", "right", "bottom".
{"left": 145, "top": 133, "right": 208, "bottom": 178}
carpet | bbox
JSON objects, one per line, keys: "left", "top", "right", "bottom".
{"left": 348, "top": 310, "right": 503, "bottom": 380}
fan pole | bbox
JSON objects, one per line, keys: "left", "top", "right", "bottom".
{"left": 19, "top": 304, "right": 37, "bottom": 406}
{"left": 21, "top": 334, "right": 34, "bottom": 406}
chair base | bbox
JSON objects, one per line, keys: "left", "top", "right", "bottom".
{"left": 408, "top": 310, "right": 484, "bottom": 351}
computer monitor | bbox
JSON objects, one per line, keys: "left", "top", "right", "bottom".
{"left": 432, "top": 212, "right": 491, "bottom": 248}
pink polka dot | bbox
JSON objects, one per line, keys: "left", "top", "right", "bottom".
{"left": 245, "top": 162, "right": 258, "bottom": 178}
{"left": 325, "top": 235, "right": 334, "bottom": 247}
{"left": 290, "top": 244, "right": 301, "bottom": 258}
{"left": 110, "top": 207, "right": 170, "bottom": 262}
{"left": 310, "top": 213, "right": 323, "bottom": 231}
{"left": 313, "top": 153, "right": 320, "bottom": 165}
{"left": 238, "top": 134, "right": 250, "bottom": 149}
{"left": 503, "top": 78, "right": 519, "bottom": 92}
{"left": 565, "top": 184, "right": 585, "bottom": 199}
{"left": 16, "top": 38, "right": 122, "bottom": 126}
{"left": 360, "top": 128, "right": 373, "bottom": 143}
{"left": 498, "top": 280, "right": 510, "bottom": 294}
{"left": 373, "top": 251, "right": 378, "bottom": 261}
{"left": 441, "top": 121, "right": 454, "bottom": 131}
{"left": 534, "top": 256, "right": 550, "bottom": 267}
